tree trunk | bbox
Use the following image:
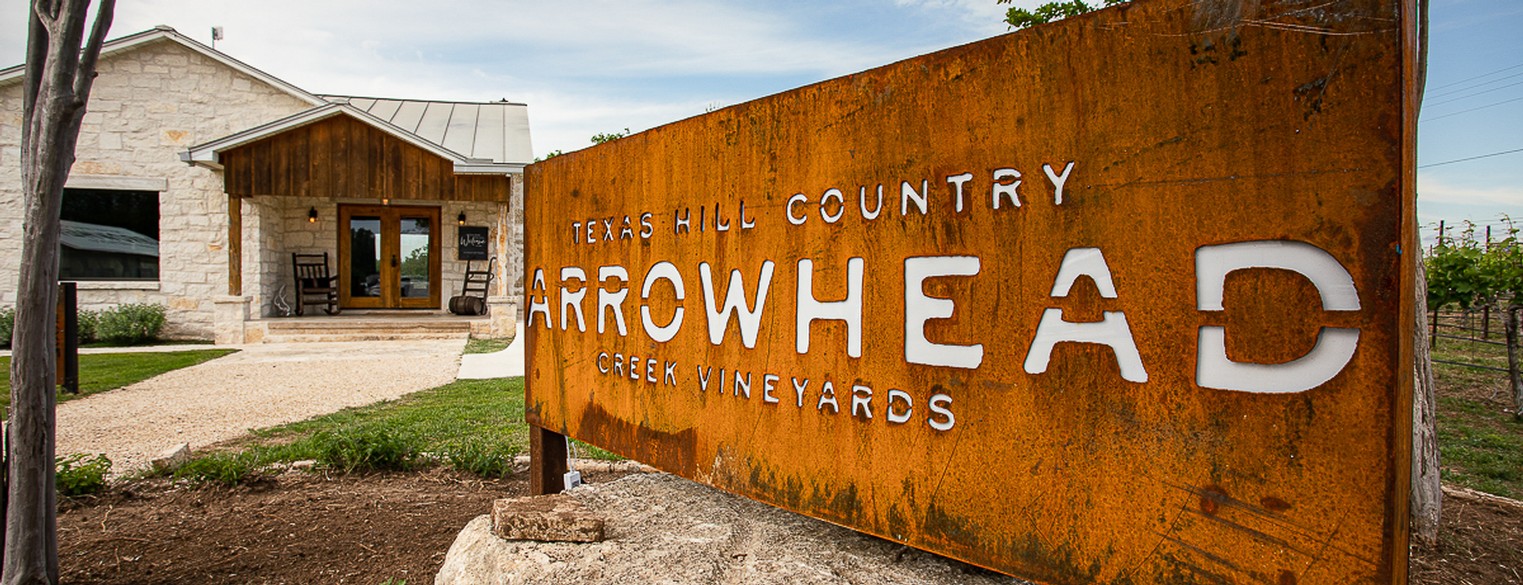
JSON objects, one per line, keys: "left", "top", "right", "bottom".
{"left": 1410, "top": 261, "right": 1441, "bottom": 545}
{"left": 1407, "top": 0, "right": 1443, "bottom": 546}
{"left": 5, "top": 2, "right": 112, "bottom": 584}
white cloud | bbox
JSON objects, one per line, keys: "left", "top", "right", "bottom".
{"left": 1419, "top": 173, "right": 1523, "bottom": 207}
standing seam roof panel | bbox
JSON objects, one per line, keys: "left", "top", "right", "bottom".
{"left": 441, "top": 103, "right": 481, "bottom": 157}
{"left": 471, "top": 104, "right": 506, "bottom": 163}
{"left": 391, "top": 101, "right": 429, "bottom": 134}
{"left": 415, "top": 102, "right": 454, "bottom": 146}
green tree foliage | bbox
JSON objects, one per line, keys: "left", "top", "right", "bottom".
{"left": 999, "top": 0, "right": 1127, "bottom": 29}
{"left": 1427, "top": 220, "right": 1523, "bottom": 310}
{"left": 590, "top": 128, "right": 631, "bottom": 144}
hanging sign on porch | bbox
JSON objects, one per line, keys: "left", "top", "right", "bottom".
{"left": 457, "top": 226, "right": 489, "bottom": 260}
{"left": 523, "top": 0, "right": 1415, "bottom": 582}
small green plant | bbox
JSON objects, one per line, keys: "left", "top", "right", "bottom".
{"left": 96, "top": 303, "right": 166, "bottom": 345}
{"left": 172, "top": 450, "right": 268, "bottom": 485}
{"left": 380, "top": 579, "right": 408, "bottom": 585}
{"left": 313, "top": 426, "right": 418, "bottom": 473}
{"left": 0, "top": 305, "right": 13, "bottom": 349}
{"left": 56, "top": 453, "right": 111, "bottom": 497}
{"left": 444, "top": 440, "right": 516, "bottom": 478}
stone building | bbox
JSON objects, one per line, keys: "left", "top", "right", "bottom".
{"left": 0, "top": 26, "right": 528, "bottom": 343}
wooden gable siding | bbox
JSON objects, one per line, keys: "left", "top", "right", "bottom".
{"left": 220, "top": 115, "right": 510, "bottom": 202}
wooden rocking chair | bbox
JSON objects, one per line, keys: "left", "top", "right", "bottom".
{"left": 292, "top": 252, "right": 340, "bottom": 316}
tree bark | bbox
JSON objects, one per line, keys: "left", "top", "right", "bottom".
{"left": 5, "top": 2, "right": 112, "bottom": 583}
{"left": 1410, "top": 261, "right": 1442, "bottom": 545}
{"left": 1407, "top": 0, "right": 1443, "bottom": 547}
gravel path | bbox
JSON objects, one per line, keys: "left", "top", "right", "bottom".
{"left": 56, "top": 339, "right": 466, "bottom": 474}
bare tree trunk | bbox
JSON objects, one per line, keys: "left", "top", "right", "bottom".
{"left": 1407, "top": 0, "right": 1443, "bottom": 547}
{"left": 1410, "top": 261, "right": 1442, "bottom": 545}
{"left": 5, "top": 2, "right": 112, "bottom": 584}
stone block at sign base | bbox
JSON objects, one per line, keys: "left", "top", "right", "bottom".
{"left": 436, "top": 474, "right": 1025, "bottom": 585}
{"left": 491, "top": 493, "right": 605, "bottom": 543}
{"left": 150, "top": 443, "right": 192, "bottom": 472}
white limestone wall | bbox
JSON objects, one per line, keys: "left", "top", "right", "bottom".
{"left": 0, "top": 39, "right": 312, "bottom": 339}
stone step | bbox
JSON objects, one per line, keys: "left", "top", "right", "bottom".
{"left": 256, "top": 317, "right": 474, "bottom": 343}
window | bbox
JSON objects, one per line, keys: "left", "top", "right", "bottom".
{"left": 59, "top": 188, "right": 159, "bottom": 281}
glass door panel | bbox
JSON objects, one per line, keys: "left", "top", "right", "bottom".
{"left": 348, "top": 216, "right": 383, "bottom": 301}
{"left": 338, "top": 205, "right": 439, "bottom": 309}
{"left": 399, "top": 216, "right": 432, "bottom": 301}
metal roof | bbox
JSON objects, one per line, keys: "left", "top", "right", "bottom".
{"left": 181, "top": 102, "right": 526, "bottom": 175}
{"left": 324, "top": 96, "right": 533, "bottom": 165}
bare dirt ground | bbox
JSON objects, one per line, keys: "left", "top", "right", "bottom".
{"left": 57, "top": 468, "right": 1522, "bottom": 585}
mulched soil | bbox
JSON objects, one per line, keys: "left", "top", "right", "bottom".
{"left": 57, "top": 468, "right": 1522, "bottom": 584}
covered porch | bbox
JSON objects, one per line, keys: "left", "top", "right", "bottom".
{"left": 184, "top": 98, "right": 529, "bottom": 344}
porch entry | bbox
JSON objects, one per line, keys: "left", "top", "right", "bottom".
{"left": 338, "top": 205, "right": 440, "bottom": 309}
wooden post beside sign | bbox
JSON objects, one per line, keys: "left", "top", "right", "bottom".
{"left": 56, "top": 282, "right": 79, "bottom": 394}
{"left": 525, "top": 0, "right": 1416, "bottom": 582}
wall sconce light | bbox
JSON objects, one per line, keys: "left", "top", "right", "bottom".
{"left": 457, "top": 212, "right": 467, "bottom": 226}
{"left": 307, "top": 207, "right": 318, "bottom": 223}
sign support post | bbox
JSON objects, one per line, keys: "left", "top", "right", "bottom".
{"left": 528, "top": 426, "right": 568, "bottom": 495}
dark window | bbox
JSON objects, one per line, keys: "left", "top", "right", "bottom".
{"left": 59, "top": 188, "right": 159, "bottom": 281}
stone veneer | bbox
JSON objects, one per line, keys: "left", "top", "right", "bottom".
{"left": 0, "top": 39, "right": 312, "bottom": 339}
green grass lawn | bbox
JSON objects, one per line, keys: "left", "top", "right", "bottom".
{"left": 166, "top": 376, "right": 616, "bottom": 484}
{"left": 1431, "top": 332, "right": 1523, "bottom": 499}
{"left": 0, "top": 349, "right": 238, "bottom": 411}
{"left": 463, "top": 336, "right": 513, "bottom": 355}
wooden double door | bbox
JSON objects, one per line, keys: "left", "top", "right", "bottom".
{"left": 338, "top": 205, "right": 440, "bottom": 309}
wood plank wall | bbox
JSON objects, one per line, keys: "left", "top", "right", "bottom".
{"left": 220, "top": 115, "right": 511, "bottom": 202}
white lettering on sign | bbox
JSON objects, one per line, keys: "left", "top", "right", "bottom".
{"left": 796, "top": 258, "right": 864, "bottom": 358}
{"left": 905, "top": 256, "right": 984, "bottom": 369}
{"left": 1195, "top": 240, "right": 1362, "bottom": 393}
{"left": 641, "top": 261, "right": 685, "bottom": 343}
{"left": 597, "top": 266, "right": 630, "bottom": 337}
{"left": 700, "top": 261, "right": 775, "bottom": 349}
{"left": 1023, "top": 248, "right": 1148, "bottom": 383}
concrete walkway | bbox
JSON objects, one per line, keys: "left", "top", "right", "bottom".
{"left": 56, "top": 339, "right": 465, "bottom": 474}
{"left": 456, "top": 324, "right": 524, "bottom": 379}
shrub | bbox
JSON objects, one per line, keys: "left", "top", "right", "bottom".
{"left": 96, "top": 303, "right": 166, "bottom": 345}
{"left": 313, "top": 427, "right": 417, "bottom": 473}
{"left": 0, "top": 305, "right": 12, "bottom": 349}
{"left": 76, "top": 309, "right": 100, "bottom": 344}
{"left": 56, "top": 453, "right": 111, "bottom": 497}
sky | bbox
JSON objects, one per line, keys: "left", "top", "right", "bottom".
{"left": 1, "top": 0, "right": 1519, "bottom": 244}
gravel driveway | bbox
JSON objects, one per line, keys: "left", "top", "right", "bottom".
{"left": 56, "top": 339, "right": 466, "bottom": 474}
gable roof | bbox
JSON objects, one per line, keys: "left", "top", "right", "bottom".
{"left": 0, "top": 25, "right": 325, "bottom": 107}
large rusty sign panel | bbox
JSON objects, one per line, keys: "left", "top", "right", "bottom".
{"left": 524, "top": 0, "right": 1416, "bottom": 582}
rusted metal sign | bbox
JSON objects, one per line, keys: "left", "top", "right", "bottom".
{"left": 525, "top": 0, "right": 1416, "bottom": 582}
